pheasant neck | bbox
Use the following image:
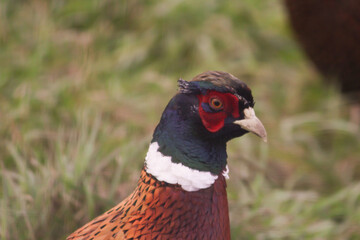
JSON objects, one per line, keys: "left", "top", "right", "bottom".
{"left": 151, "top": 96, "right": 228, "bottom": 175}
{"left": 145, "top": 142, "right": 229, "bottom": 191}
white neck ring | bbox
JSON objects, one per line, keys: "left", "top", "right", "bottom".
{"left": 144, "top": 142, "right": 229, "bottom": 192}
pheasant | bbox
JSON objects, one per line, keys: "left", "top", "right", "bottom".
{"left": 67, "top": 71, "right": 267, "bottom": 240}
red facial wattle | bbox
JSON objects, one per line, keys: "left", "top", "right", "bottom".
{"left": 198, "top": 91, "right": 240, "bottom": 132}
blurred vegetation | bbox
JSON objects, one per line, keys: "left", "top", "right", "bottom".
{"left": 1, "top": 0, "right": 360, "bottom": 239}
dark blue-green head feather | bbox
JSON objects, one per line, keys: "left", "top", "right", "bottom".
{"left": 152, "top": 71, "right": 266, "bottom": 174}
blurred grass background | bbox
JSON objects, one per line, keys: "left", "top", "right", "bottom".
{"left": 1, "top": 0, "right": 360, "bottom": 239}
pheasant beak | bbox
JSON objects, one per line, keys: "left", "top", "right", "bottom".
{"left": 234, "top": 108, "right": 267, "bottom": 142}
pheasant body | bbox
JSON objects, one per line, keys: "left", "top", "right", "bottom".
{"left": 67, "top": 71, "right": 267, "bottom": 240}
{"left": 67, "top": 169, "right": 230, "bottom": 240}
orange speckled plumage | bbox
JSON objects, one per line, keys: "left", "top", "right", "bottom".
{"left": 67, "top": 169, "right": 230, "bottom": 240}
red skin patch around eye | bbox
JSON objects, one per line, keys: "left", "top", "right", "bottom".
{"left": 197, "top": 91, "right": 240, "bottom": 132}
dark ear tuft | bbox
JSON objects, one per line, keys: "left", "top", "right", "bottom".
{"left": 178, "top": 78, "right": 200, "bottom": 94}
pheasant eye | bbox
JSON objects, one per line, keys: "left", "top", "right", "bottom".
{"left": 209, "top": 97, "right": 223, "bottom": 110}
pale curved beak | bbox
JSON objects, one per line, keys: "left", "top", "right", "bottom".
{"left": 234, "top": 108, "right": 267, "bottom": 142}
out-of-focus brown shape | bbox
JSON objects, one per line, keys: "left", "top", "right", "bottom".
{"left": 285, "top": 0, "right": 360, "bottom": 101}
